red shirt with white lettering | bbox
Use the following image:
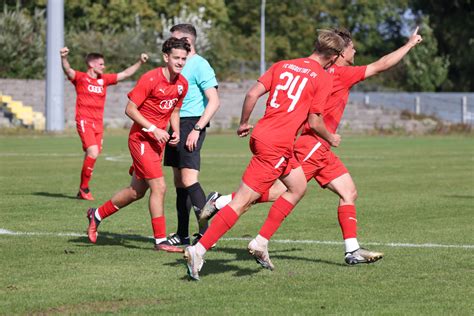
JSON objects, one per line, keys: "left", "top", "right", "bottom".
{"left": 71, "top": 71, "right": 118, "bottom": 130}
{"left": 251, "top": 58, "right": 333, "bottom": 157}
{"left": 299, "top": 64, "right": 367, "bottom": 149}
{"left": 127, "top": 68, "right": 188, "bottom": 140}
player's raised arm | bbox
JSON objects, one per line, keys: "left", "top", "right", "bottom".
{"left": 117, "top": 53, "right": 149, "bottom": 81}
{"left": 365, "top": 26, "right": 423, "bottom": 78}
{"left": 237, "top": 82, "right": 267, "bottom": 137}
{"left": 60, "top": 47, "right": 76, "bottom": 80}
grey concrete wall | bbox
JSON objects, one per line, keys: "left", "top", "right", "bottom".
{"left": 0, "top": 78, "right": 265, "bottom": 130}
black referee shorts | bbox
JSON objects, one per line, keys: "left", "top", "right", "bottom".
{"left": 164, "top": 117, "right": 207, "bottom": 171}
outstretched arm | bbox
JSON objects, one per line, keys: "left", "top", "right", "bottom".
{"left": 237, "top": 82, "right": 267, "bottom": 137}
{"left": 60, "top": 47, "right": 75, "bottom": 80}
{"left": 365, "top": 26, "right": 423, "bottom": 78}
{"left": 117, "top": 53, "right": 149, "bottom": 81}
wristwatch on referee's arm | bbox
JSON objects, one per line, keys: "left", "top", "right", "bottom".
{"left": 193, "top": 124, "right": 202, "bottom": 132}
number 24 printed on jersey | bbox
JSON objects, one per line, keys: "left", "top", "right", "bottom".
{"left": 270, "top": 72, "right": 308, "bottom": 112}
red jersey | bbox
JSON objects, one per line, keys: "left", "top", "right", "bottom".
{"left": 127, "top": 68, "right": 188, "bottom": 141}
{"left": 251, "top": 58, "right": 333, "bottom": 158}
{"left": 71, "top": 71, "right": 118, "bottom": 129}
{"left": 299, "top": 64, "right": 366, "bottom": 149}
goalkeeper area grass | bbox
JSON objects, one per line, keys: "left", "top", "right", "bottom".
{"left": 1, "top": 132, "right": 473, "bottom": 314}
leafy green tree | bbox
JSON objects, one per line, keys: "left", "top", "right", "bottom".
{"left": 410, "top": 0, "right": 473, "bottom": 91}
{"left": 403, "top": 18, "right": 449, "bottom": 91}
{"left": 0, "top": 7, "right": 45, "bottom": 78}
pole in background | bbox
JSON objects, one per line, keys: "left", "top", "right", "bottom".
{"left": 414, "top": 96, "right": 421, "bottom": 115}
{"left": 461, "top": 96, "right": 469, "bottom": 124}
{"left": 46, "top": 0, "right": 65, "bottom": 131}
{"left": 260, "top": 0, "right": 266, "bottom": 75}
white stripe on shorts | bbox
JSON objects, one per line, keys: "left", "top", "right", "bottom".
{"left": 303, "top": 142, "right": 321, "bottom": 162}
{"left": 274, "top": 157, "right": 285, "bottom": 169}
{"left": 80, "top": 120, "right": 85, "bottom": 133}
{"left": 140, "top": 143, "right": 145, "bottom": 156}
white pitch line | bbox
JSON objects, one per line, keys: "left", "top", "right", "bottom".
{"left": 1, "top": 229, "right": 472, "bottom": 249}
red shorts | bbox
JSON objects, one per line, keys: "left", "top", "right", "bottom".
{"left": 128, "top": 138, "right": 165, "bottom": 180}
{"left": 242, "top": 138, "right": 300, "bottom": 195}
{"left": 294, "top": 138, "right": 348, "bottom": 187}
{"left": 76, "top": 119, "right": 103, "bottom": 152}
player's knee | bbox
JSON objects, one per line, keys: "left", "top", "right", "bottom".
{"left": 341, "top": 188, "right": 357, "bottom": 204}
{"left": 130, "top": 188, "right": 146, "bottom": 201}
{"left": 287, "top": 182, "right": 307, "bottom": 199}
{"left": 151, "top": 182, "right": 167, "bottom": 196}
{"left": 86, "top": 148, "right": 99, "bottom": 159}
{"left": 181, "top": 175, "right": 198, "bottom": 188}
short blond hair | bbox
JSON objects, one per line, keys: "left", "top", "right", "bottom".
{"left": 313, "top": 29, "right": 345, "bottom": 58}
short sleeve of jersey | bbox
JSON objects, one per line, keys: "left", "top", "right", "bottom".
{"left": 257, "top": 62, "right": 279, "bottom": 91}
{"left": 71, "top": 71, "right": 85, "bottom": 85}
{"left": 102, "top": 73, "right": 118, "bottom": 86}
{"left": 127, "top": 72, "right": 154, "bottom": 108}
{"left": 309, "top": 73, "right": 333, "bottom": 114}
{"left": 339, "top": 65, "right": 366, "bottom": 88}
{"left": 196, "top": 59, "right": 218, "bottom": 91}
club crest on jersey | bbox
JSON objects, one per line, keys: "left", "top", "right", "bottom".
{"left": 97, "top": 79, "right": 104, "bottom": 86}
{"left": 177, "top": 85, "right": 183, "bottom": 96}
{"left": 328, "top": 68, "right": 335, "bottom": 74}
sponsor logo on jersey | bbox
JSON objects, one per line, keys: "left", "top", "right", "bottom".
{"left": 87, "top": 85, "right": 104, "bottom": 94}
{"left": 159, "top": 98, "right": 178, "bottom": 110}
{"left": 178, "top": 85, "right": 183, "bottom": 96}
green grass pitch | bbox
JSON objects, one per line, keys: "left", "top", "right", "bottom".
{"left": 0, "top": 132, "right": 473, "bottom": 314}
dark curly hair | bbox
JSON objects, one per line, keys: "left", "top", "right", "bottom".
{"left": 162, "top": 37, "right": 191, "bottom": 54}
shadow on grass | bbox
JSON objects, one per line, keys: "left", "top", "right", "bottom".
{"left": 165, "top": 246, "right": 261, "bottom": 278}
{"left": 32, "top": 191, "right": 78, "bottom": 200}
{"left": 167, "top": 245, "right": 345, "bottom": 279}
{"left": 443, "top": 194, "right": 474, "bottom": 199}
{"left": 271, "top": 247, "right": 347, "bottom": 267}
{"left": 68, "top": 231, "right": 153, "bottom": 250}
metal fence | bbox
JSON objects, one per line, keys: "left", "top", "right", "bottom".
{"left": 349, "top": 92, "right": 474, "bottom": 124}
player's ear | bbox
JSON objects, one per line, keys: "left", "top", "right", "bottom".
{"left": 162, "top": 53, "right": 169, "bottom": 63}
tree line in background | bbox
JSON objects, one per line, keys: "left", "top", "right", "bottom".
{"left": 0, "top": 0, "right": 472, "bottom": 91}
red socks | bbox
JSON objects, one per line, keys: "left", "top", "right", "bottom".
{"left": 80, "top": 156, "right": 96, "bottom": 189}
{"left": 258, "top": 197, "right": 295, "bottom": 240}
{"left": 151, "top": 216, "right": 166, "bottom": 239}
{"left": 255, "top": 190, "right": 270, "bottom": 203}
{"left": 97, "top": 200, "right": 119, "bottom": 220}
{"left": 199, "top": 205, "right": 239, "bottom": 250}
{"left": 338, "top": 205, "right": 357, "bottom": 239}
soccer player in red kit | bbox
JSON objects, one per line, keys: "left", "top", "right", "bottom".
{"left": 85, "top": 37, "right": 190, "bottom": 252}
{"left": 202, "top": 27, "right": 423, "bottom": 265}
{"left": 184, "top": 30, "right": 345, "bottom": 280}
{"left": 60, "top": 47, "right": 148, "bottom": 200}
